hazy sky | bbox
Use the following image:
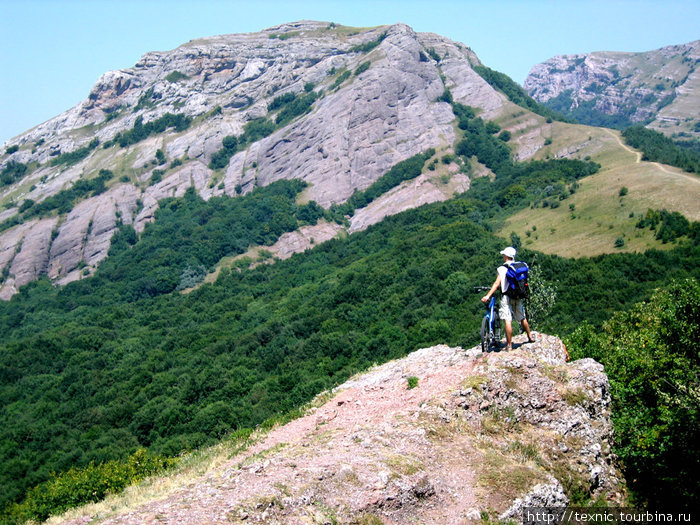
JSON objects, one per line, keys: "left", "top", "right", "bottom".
{"left": 1, "top": 0, "right": 699, "bottom": 146}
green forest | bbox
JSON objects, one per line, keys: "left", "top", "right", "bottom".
{"left": 569, "top": 280, "right": 699, "bottom": 508}
{"left": 0, "top": 173, "right": 698, "bottom": 521}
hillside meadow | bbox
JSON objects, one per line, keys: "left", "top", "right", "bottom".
{"left": 497, "top": 121, "right": 700, "bottom": 257}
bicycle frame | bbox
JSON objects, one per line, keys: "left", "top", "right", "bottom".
{"left": 475, "top": 286, "right": 501, "bottom": 352}
{"left": 486, "top": 295, "right": 498, "bottom": 332}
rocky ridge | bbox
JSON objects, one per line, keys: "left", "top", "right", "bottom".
{"left": 54, "top": 333, "right": 625, "bottom": 524}
{"left": 524, "top": 40, "right": 700, "bottom": 136}
{"left": 0, "top": 21, "right": 520, "bottom": 299}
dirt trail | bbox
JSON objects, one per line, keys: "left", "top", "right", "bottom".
{"left": 604, "top": 128, "right": 641, "bottom": 163}
{"left": 604, "top": 128, "right": 700, "bottom": 184}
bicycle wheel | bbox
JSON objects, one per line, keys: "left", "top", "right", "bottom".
{"left": 492, "top": 317, "right": 502, "bottom": 351}
{"left": 480, "top": 316, "right": 490, "bottom": 352}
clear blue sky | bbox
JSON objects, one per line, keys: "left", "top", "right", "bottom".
{"left": 1, "top": 0, "right": 699, "bottom": 146}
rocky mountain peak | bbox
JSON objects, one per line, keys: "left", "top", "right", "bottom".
{"left": 0, "top": 21, "right": 507, "bottom": 299}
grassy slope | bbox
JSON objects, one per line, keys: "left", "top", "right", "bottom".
{"left": 495, "top": 114, "right": 700, "bottom": 257}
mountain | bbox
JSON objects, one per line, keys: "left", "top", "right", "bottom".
{"left": 523, "top": 40, "right": 700, "bottom": 135}
{"left": 43, "top": 335, "right": 627, "bottom": 524}
{"left": 0, "top": 21, "right": 498, "bottom": 299}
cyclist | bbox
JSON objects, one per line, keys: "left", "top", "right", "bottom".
{"left": 481, "top": 246, "right": 535, "bottom": 351}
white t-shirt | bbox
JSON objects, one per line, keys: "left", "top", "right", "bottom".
{"left": 497, "top": 264, "right": 509, "bottom": 294}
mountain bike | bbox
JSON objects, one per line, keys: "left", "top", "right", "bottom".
{"left": 475, "top": 286, "right": 502, "bottom": 352}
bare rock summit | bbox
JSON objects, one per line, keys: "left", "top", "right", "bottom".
{"left": 524, "top": 40, "right": 700, "bottom": 136}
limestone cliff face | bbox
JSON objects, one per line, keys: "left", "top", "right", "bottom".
{"left": 524, "top": 40, "right": 700, "bottom": 136}
{"left": 54, "top": 334, "right": 625, "bottom": 524}
{"left": 0, "top": 21, "right": 510, "bottom": 298}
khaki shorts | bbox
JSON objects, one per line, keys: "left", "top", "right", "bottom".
{"left": 500, "top": 295, "right": 526, "bottom": 323}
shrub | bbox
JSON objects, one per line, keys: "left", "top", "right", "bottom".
{"left": 354, "top": 61, "right": 371, "bottom": 76}
{"left": 349, "top": 32, "right": 386, "bottom": 53}
{"left": 155, "top": 149, "right": 166, "bottom": 165}
{"left": 566, "top": 280, "right": 700, "bottom": 508}
{"left": 176, "top": 264, "right": 207, "bottom": 291}
{"left": 426, "top": 48, "right": 441, "bottom": 62}
{"left": 527, "top": 265, "right": 556, "bottom": 328}
{"left": 275, "top": 92, "right": 317, "bottom": 126}
{"left": 19, "top": 199, "right": 35, "bottom": 213}
{"left": 330, "top": 70, "right": 351, "bottom": 90}
{"left": 165, "top": 71, "right": 188, "bottom": 83}
{"left": 6, "top": 449, "right": 176, "bottom": 523}
{"left": 150, "top": 170, "right": 164, "bottom": 185}
{"left": 50, "top": 138, "right": 100, "bottom": 167}
{"left": 107, "top": 113, "right": 192, "bottom": 149}
{"left": 1, "top": 161, "right": 28, "bottom": 186}
{"left": 636, "top": 209, "right": 697, "bottom": 244}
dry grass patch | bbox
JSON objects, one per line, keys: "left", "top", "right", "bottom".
{"left": 560, "top": 386, "right": 590, "bottom": 407}
{"left": 237, "top": 441, "right": 288, "bottom": 469}
{"left": 463, "top": 374, "right": 489, "bottom": 390}
{"left": 45, "top": 431, "right": 261, "bottom": 524}
{"left": 415, "top": 408, "right": 472, "bottom": 442}
{"left": 542, "top": 364, "right": 570, "bottom": 384}
{"left": 481, "top": 405, "right": 519, "bottom": 435}
{"left": 383, "top": 453, "right": 423, "bottom": 477}
{"left": 477, "top": 449, "right": 542, "bottom": 503}
{"left": 501, "top": 364, "right": 528, "bottom": 392}
{"left": 350, "top": 513, "right": 386, "bottom": 525}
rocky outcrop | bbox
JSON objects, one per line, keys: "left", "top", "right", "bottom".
{"left": 524, "top": 40, "right": 700, "bottom": 136}
{"left": 56, "top": 334, "right": 625, "bottom": 524}
{"left": 0, "top": 217, "right": 58, "bottom": 300}
{"left": 348, "top": 171, "right": 470, "bottom": 233}
{"left": 0, "top": 21, "right": 515, "bottom": 298}
{"left": 265, "top": 221, "right": 346, "bottom": 260}
{"left": 46, "top": 184, "right": 141, "bottom": 284}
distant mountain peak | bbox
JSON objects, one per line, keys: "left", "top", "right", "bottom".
{"left": 524, "top": 40, "right": 700, "bottom": 135}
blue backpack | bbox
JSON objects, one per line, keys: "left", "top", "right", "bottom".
{"left": 505, "top": 261, "right": 529, "bottom": 299}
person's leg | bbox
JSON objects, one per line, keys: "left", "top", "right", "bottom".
{"left": 512, "top": 299, "right": 535, "bottom": 343}
{"left": 521, "top": 318, "right": 535, "bottom": 342}
{"left": 499, "top": 296, "right": 514, "bottom": 350}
